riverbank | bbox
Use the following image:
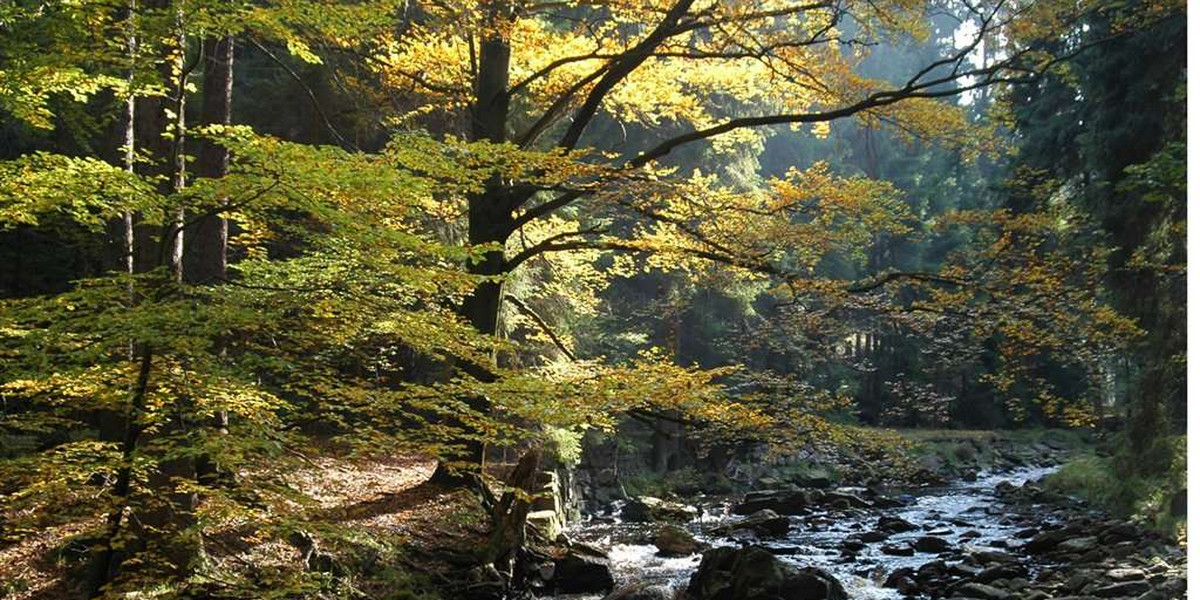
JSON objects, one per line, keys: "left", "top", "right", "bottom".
{"left": 551, "top": 429, "right": 1185, "bottom": 600}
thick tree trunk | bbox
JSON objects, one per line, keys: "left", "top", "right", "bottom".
{"left": 429, "top": 2, "right": 515, "bottom": 483}
{"left": 184, "top": 35, "right": 232, "bottom": 285}
{"left": 189, "top": 35, "right": 234, "bottom": 487}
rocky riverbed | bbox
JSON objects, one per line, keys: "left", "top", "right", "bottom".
{"left": 545, "top": 464, "right": 1186, "bottom": 600}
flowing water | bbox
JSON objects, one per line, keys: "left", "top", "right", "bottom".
{"left": 559, "top": 465, "right": 1059, "bottom": 599}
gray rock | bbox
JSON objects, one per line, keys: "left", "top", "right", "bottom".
{"left": 622, "top": 496, "right": 698, "bottom": 523}
{"left": 709, "top": 509, "right": 791, "bottom": 538}
{"left": 654, "top": 524, "right": 698, "bottom": 556}
{"left": 552, "top": 551, "right": 615, "bottom": 594}
{"left": 602, "top": 582, "right": 673, "bottom": 600}
{"left": 1105, "top": 568, "right": 1146, "bottom": 582}
{"left": 1093, "top": 580, "right": 1153, "bottom": 597}
{"left": 1057, "top": 536, "right": 1098, "bottom": 554}
{"left": 877, "top": 516, "right": 919, "bottom": 533}
{"left": 734, "top": 490, "right": 814, "bottom": 516}
{"left": 958, "top": 582, "right": 1009, "bottom": 600}
{"left": 881, "top": 542, "right": 915, "bottom": 556}
{"left": 687, "top": 546, "right": 848, "bottom": 600}
{"left": 914, "top": 536, "right": 952, "bottom": 553}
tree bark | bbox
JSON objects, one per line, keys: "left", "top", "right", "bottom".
{"left": 184, "top": 35, "right": 232, "bottom": 285}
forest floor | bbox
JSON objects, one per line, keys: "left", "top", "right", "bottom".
{"left": 0, "top": 453, "right": 489, "bottom": 600}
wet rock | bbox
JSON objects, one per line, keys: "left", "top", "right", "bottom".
{"left": 1013, "top": 528, "right": 1039, "bottom": 539}
{"left": 622, "top": 496, "right": 698, "bottom": 523}
{"left": 709, "top": 509, "right": 791, "bottom": 537}
{"left": 686, "top": 546, "right": 848, "bottom": 600}
{"left": 655, "top": 524, "right": 699, "bottom": 556}
{"left": 884, "top": 567, "right": 914, "bottom": 587}
{"left": 969, "top": 550, "right": 1017, "bottom": 565}
{"left": 881, "top": 542, "right": 915, "bottom": 557}
{"left": 994, "top": 481, "right": 1017, "bottom": 496}
{"left": 1093, "top": 580, "right": 1152, "bottom": 597}
{"left": 1057, "top": 536, "right": 1098, "bottom": 554}
{"left": 551, "top": 551, "right": 615, "bottom": 594}
{"left": 950, "top": 563, "right": 982, "bottom": 578}
{"left": 1024, "top": 529, "right": 1074, "bottom": 553}
{"left": 733, "top": 490, "right": 813, "bottom": 516}
{"left": 877, "top": 516, "right": 919, "bottom": 534}
{"left": 914, "top": 536, "right": 953, "bottom": 553}
{"left": 958, "top": 582, "right": 1009, "bottom": 600}
{"left": 860, "top": 530, "right": 889, "bottom": 543}
{"left": 975, "top": 565, "right": 1026, "bottom": 584}
{"left": 823, "top": 491, "right": 872, "bottom": 509}
{"left": 1105, "top": 568, "right": 1146, "bottom": 582}
{"left": 602, "top": 582, "right": 673, "bottom": 600}
{"left": 960, "top": 530, "right": 983, "bottom": 539}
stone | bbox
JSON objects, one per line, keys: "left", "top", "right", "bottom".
{"left": 969, "top": 550, "right": 1017, "bottom": 565}
{"left": 860, "top": 530, "right": 889, "bottom": 543}
{"left": 552, "top": 551, "right": 615, "bottom": 594}
{"left": 914, "top": 536, "right": 953, "bottom": 553}
{"left": 734, "top": 490, "right": 814, "bottom": 516}
{"left": 1057, "top": 536, "right": 1098, "bottom": 554}
{"left": 823, "top": 491, "right": 872, "bottom": 509}
{"left": 1024, "top": 529, "right": 1074, "bottom": 554}
{"left": 884, "top": 567, "right": 915, "bottom": 588}
{"left": 877, "top": 516, "right": 919, "bottom": 533}
{"left": 527, "top": 509, "right": 563, "bottom": 539}
{"left": 602, "top": 582, "right": 673, "bottom": 600}
{"left": 975, "top": 565, "right": 1027, "bottom": 584}
{"left": 1105, "top": 568, "right": 1146, "bottom": 582}
{"left": 686, "top": 546, "right": 848, "bottom": 600}
{"left": 716, "top": 509, "right": 791, "bottom": 537}
{"left": 654, "top": 524, "right": 698, "bottom": 557}
{"left": 1093, "top": 581, "right": 1152, "bottom": 598}
{"left": 881, "top": 542, "right": 915, "bottom": 556}
{"left": 622, "top": 496, "right": 698, "bottom": 523}
{"left": 958, "top": 582, "right": 1009, "bottom": 600}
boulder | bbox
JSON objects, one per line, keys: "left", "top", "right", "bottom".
{"left": 1024, "top": 529, "right": 1074, "bottom": 554}
{"left": 603, "top": 582, "right": 673, "bottom": 600}
{"left": 710, "top": 509, "right": 791, "bottom": 538}
{"left": 914, "top": 536, "right": 952, "bottom": 553}
{"left": 551, "top": 551, "right": 615, "bottom": 594}
{"left": 686, "top": 546, "right": 848, "bottom": 600}
{"left": 877, "top": 516, "right": 919, "bottom": 534}
{"left": 958, "top": 582, "right": 1009, "bottom": 600}
{"left": 1093, "top": 581, "right": 1152, "bottom": 597}
{"left": 822, "top": 491, "right": 871, "bottom": 509}
{"left": 733, "top": 490, "right": 814, "bottom": 516}
{"left": 655, "top": 524, "right": 699, "bottom": 557}
{"left": 1056, "top": 536, "right": 1098, "bottom": 554}
{"left": 622, "top": 496, "right": 698, "bottom": 523}
{"left": 1105, "top": 568, "right": 1146, "bottom": 582}
{"left": 859, "top": 530, "right": 889, "bottom": 543}
{"left": 881, "top": 542, "right": 915, "bottom": 557}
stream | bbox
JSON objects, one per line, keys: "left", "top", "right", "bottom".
{"left": 558, "top": 465, "right": 1060, "bottom": 599}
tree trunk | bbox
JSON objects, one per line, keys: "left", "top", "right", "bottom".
{"left": 96, "top": 2, "right": 196, "bottom": 591}
{"left": 188, "top": 35, "right": 234, "bottom": 487}
{"left": 184, "top": 35, "right": 232, "bottom": 285}
{"left": 429, "top": 1, "right": 515, "bottom": 483}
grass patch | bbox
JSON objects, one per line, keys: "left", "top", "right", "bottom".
{"left": 1045, "top": 435, "right": 1186, "bottom": 541}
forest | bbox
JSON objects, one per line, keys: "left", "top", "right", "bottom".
{"left": 0, "top": 0, "right": 1187, "bottom": 599}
